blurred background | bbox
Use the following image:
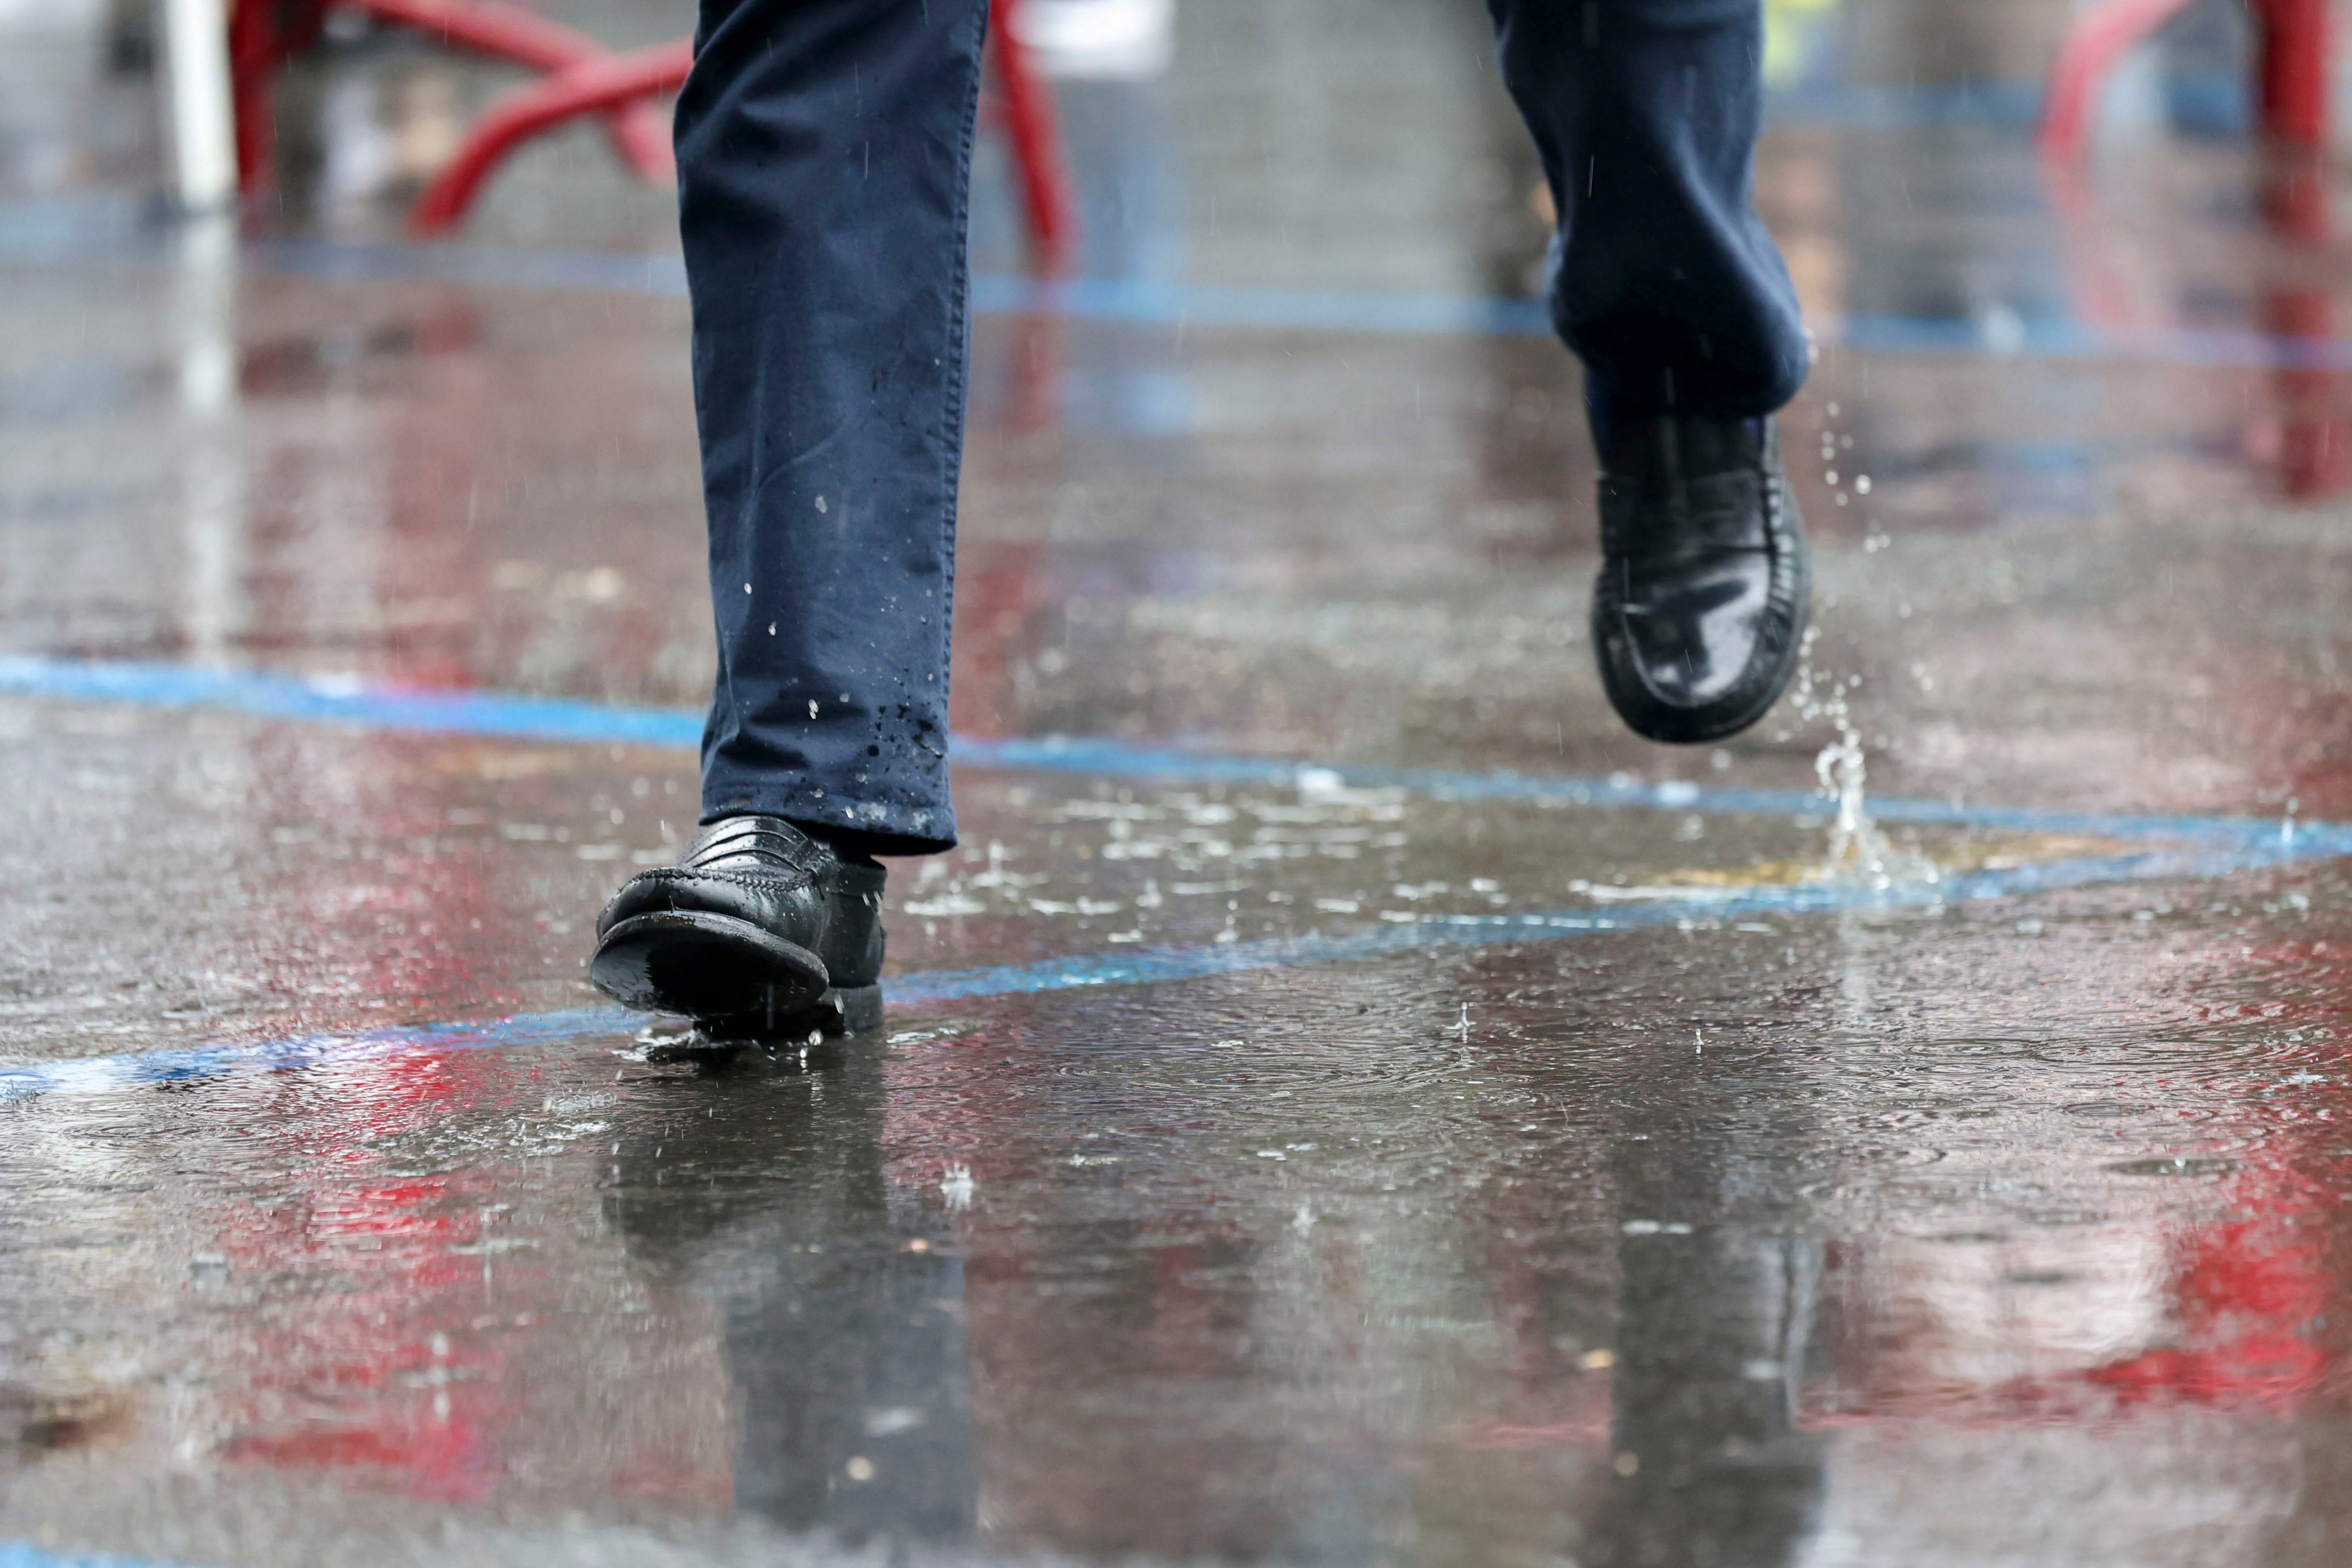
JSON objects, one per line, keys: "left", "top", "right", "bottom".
{"left": 5, "top": 0, "right": 2346, "bottom": 328}
{"left": 16, "top": 0, "right": 2352, "bottom": 793}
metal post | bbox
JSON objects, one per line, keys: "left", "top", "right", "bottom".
{"left": 160, "top": 0, "right": 239, "bottom": 212}
{"left": 173, "top": 214, "right": 248, "bottom": 665}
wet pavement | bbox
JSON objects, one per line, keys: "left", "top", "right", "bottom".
{"left": 15, "top": 1, "right": 2352, "bottom": 1564}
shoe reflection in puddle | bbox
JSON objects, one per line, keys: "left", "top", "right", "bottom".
{"left": 1593, "top": 1150, "right": 1827, "bottom": 1566}
{"left": 606, "top": 1043, "right": 974, "bottom": 1546}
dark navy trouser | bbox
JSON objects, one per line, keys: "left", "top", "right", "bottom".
{"left": 678, "top": 0, "right": 1806, "bottom": 855}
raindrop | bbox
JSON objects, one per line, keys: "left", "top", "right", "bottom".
{"left": 2107, "top": 1156, "right": 2235, "bottom": 1179}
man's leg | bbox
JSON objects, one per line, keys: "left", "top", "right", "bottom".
{"left": 682, "top": 0, "right": 985, "bottom": 856}
{"left": 1489, "top": 0, "right": 1813, "bottom": 746}
{"left": 1490, "top": 0, "right": 1806, "bottom": 422}
{"left": 590, "top": 0, "right": 987, "bottom": 1037}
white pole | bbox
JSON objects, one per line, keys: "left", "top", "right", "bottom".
{"left": 160, "top": 0, "right": 238, "bottom": 212}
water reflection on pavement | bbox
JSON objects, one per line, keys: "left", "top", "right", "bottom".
{"left": 11, "top": 836, "right": 2352, "bottom": 1564}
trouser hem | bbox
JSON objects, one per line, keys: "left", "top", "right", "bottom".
{"left": 701, "top": 788, "right": 956, "bottom": 859}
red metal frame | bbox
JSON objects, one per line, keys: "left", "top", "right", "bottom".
{"left": 987, "top": 0, "right": 1075, "bottom": 273}
{"left": 231, "top": 0, "right": 1073, "bottom": 271}
{"left": 229, "top": 1, "right": 668, "bottom": 195}
{"left": 407, "top": 40, "right": 692, "bottom": 234}
{"left": 2253, "top": 0, "right": 2332, "bottom": 145}
{"left": 409, "top": 0, "right": 1074, "bottom": 270}
{"left": 346, "top": 0, "right": 670, "bottom": 180}
{"left": 228, "top": 0, "right": 329, "bottom": 194}
{"left": 2040, "top": 0, "right": 2332, "bottom": 162}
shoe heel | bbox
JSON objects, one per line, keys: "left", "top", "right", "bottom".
{"left": 812, "top": 983, "right": 884, "bottom": 1038}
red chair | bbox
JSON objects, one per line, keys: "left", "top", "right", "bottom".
{"left": 229, "top": 1, "right": 668, "bottom": 193}
{"left": 229, "top": 0, "right": 1074, "bottom": 271}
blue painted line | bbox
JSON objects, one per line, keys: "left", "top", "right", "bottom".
{"left": 0, "top": 655, "right": 2336, "bottom": 854}
{"left": 0, "top": 1006, "right": 622, "bottom": 1102}
{"left": 0, "top": 656, "right": 702, "bottom": 749}
{"left": 244, "top": 236, "right": 2352, "bottom": 370}
{"left": 8, "top": 219, "right": 2352, "bottom": 372}
{"left": 240, "top": 244, "right": 1564, "bottom": 340}
{"left": 246, "top": 246, "right": 2352, "bottom": 371}
{"left": 1831, "top": 313, "right": 2352, "bottom": 374}
{"left": 958, "top": 730, "right": 2332, "bottom": 852}
{"left": 0, "top": 1546, "right": 200, "bottom": 1568}
{"left": 246, "top": 234, "right": 2352, "bottom": 370}
{"left": 1762, "top": 80, "right": 2046, "bottom": 132}
{"left": 967, "top": 273, "right": 1556, "bottom": 339}
{"left": 250, "top": 234, "right": 690, "bottom": 299}
{"left": 2, "top": 830, "right": 2342, "bottom": 1106}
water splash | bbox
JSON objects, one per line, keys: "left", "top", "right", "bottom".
{"left": 1812, "top": 721, "right": 1916, "bottom": 889}
{"left": 1789, "top": 635, "right": 1938, "bottom": 892}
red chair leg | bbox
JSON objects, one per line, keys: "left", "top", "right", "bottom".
{"left": 409, "top": 4, "right": 1073, "bottom": 254}
{"left": 229, "top": 5, "right": 279, "bottom": 196}
{"left": 989, "top": 0, "right": 1076, "bottom": 275}
{"left": 230, "top": 0, "right": 333, "bottom": 196}
{"left": 408, "top": 41, "right": 694, "bottom": 235}
{"left": 344, "top": 0, "right": 671, "bottom": 180}
{"left": 2252, "top": 0, "right": 2331, "bottom": 147}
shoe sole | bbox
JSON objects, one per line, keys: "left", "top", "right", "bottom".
{"left": 697, "top": 983, "right": 884, "bottom": 1045}
{"left": 639, "top": 984, "right": 885, "bottom": 1060}
{"left": 589, "top": 909, "right": 829, "bottom": 1020}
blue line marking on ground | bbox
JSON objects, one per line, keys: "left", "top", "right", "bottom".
{"left": 966, "top": 273, "right": 1557, "bottom": 339}
{"left": 3, "top": 828, "right": 2343, "bottom": 1106}
{"left": 241, "top": 234, "right": 2352, "bottom": 370}
{"left": 8, "top": 218, "right": 2352, "bottom": 371}
{"left": 0, "top": 655, "right": 704, "bottom": 748}
{"left": 0, "top": 1546, "right": 201, "bottom": 1568}
{"left": 251, "top": 234, "right": 692, "bottom": 299}
{"left": 0, "top": 656, "right": 2333, "bottom": 855}
{"left": 1762, "top": 80, "right": 2045, "bottom": 131}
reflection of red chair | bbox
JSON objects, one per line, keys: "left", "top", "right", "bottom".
{"left": 2040, "top": 0, "right": 2330, "bottom": 161}
{"left": 228, "top": 0, "right": 1074, "bottom": 270}
{"left": 2040, "top": 0, "right": 2352, "bottom": 498}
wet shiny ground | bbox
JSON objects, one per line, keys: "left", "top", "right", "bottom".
{"left": 17, "top": 1, "right": 2352, "bottom": 1563}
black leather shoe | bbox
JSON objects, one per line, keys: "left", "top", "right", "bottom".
{"left": 1591, "top": 415, "right": 1809, "bottom": 744}
{"left": 590, "top": 815, "right": 885, "bottom": 1038}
